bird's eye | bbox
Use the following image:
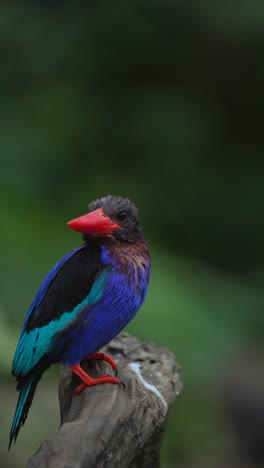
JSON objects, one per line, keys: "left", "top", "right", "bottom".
{"left": 117, "top": 210, "right": 127, "bottom": 222}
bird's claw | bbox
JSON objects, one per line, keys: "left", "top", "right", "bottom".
{"left": 118, "top": 379, "right": 126, "bottom": 390}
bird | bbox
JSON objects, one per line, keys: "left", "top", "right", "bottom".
{"left": 9, "top": 195, "right": 151, "bottom": 449}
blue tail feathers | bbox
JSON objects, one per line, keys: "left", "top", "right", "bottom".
{"left": 9, "top": 376, "right": 38, "bottom": 449}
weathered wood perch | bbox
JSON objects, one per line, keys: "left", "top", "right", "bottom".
{"left": 27, "top": 333, "right": 182, "bottom": 468}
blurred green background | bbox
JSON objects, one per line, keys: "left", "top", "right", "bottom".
{"left": 1, "top": 1, "right": 264, "bottom": 467}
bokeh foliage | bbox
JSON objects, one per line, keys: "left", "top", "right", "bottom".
{"left": 1, "top": 1, "right": 264, "bottom": 467}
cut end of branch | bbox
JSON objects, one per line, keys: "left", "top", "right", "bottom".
{"left": 27, "top": 333, "right": 182, "bottom": 468}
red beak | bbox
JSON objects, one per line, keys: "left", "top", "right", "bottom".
{"left": 67, "top": 208, "right": 121, "bottom": 235}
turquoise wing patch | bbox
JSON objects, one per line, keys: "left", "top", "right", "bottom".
{"left": 12, "top": 267, "right": 110, "bottom": 376}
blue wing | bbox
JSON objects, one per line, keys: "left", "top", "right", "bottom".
{"left": 21, "top": 245, "right": 86, "bottom": 333}
{"left": 12, "top": 244, "right": 110, "bottom": 376}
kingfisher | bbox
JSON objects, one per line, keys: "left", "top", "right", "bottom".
{"left": 9, "top": 195, "right": 150, "bottom": 448}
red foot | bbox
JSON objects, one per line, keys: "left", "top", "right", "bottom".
{"left": 71, "top": 363, "right": 120, "bottom": 394}
{"left": 83, "top": 352, "right": 117, "bottom": 370}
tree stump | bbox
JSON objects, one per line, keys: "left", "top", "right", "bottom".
{"left": 27, "top": 333, "right": 182, "bottom": 468}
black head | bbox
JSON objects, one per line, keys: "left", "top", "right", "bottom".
{"left": 67, "top": 195, "right": 142, "bottom": 243}
{"left": 88, "top": 195, "right": 142, "bottom": 243}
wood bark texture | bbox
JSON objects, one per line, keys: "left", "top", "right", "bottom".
{"left": 27, "top": 333, "right": 182, "bottom": 468}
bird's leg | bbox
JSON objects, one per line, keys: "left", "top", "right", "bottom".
{"left": 71, "top": 363, "right": 120, "bottom": 394}
{"left": 74, "top": 352, "right": 118, "bottom": 393}
{"left": 83, "top": 352, "right": 118, "bottom": 371}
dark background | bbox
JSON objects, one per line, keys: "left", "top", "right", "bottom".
{"left": 1, "top": 1, "right": 264, "bottom": 467}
